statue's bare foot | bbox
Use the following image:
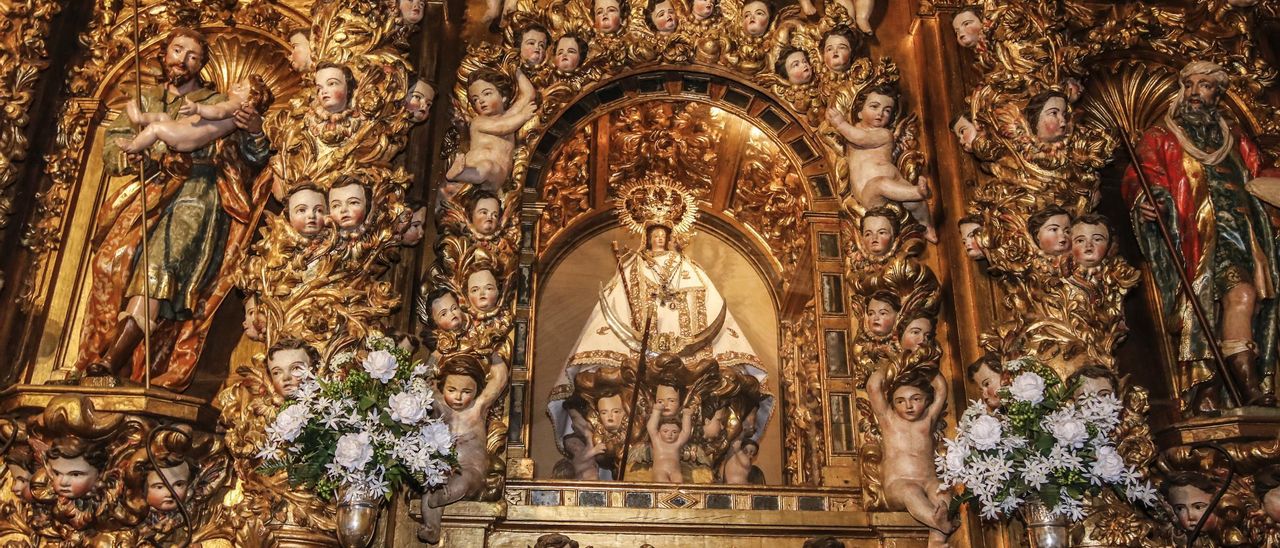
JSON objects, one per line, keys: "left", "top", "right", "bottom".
{"left": 923, "top": 224, "right": 938, "bottom": 243}
{"left": 927, "top": 530, "right": 950, "bottom": 548}
{"left": 933, "top": 502, "right": 954, "bottom": 534}
{"left": 916, "top": 176, "right": 932, "bottom": 200}
{"left": 480, "top": 0, "right": 500, "bottom": 22}
{"left": 856, "top": 16, "right": 874, "bottom": 34}
{"left": 417, "top": 522, "right": 441, "bottom": 545}
{"left": 115, "top": 137, "right": 142, "bottom": 155}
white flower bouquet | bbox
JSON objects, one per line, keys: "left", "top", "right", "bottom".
{"left": 937, "top": 357, "right": 1157, "bottom": 521}
{"left": 258, "top": 334, "right": 456, "bottom": 502}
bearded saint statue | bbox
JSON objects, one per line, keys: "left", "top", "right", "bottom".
{"left": 1122, "top": 60, "right": 1280, "bottom": 413}
{"left": 75, "top": 27, "right": 271, "bottom": 391}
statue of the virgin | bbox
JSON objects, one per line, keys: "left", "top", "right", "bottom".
{"left": 547, "top": 174, "right": 773, "bottom": 480}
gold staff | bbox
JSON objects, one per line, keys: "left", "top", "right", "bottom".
{"left": 609, "top": 241, "right": 653, "bottom": 482}
{"left": 1119, "top": 135, "right": 1238, "bottom": 406}
{"left": 129, "top": 0, "right": 154, "bottom": 389}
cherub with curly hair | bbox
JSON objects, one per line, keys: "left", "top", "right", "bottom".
{"left": 867, "top": 365, "right": 952, "bottom": 546}
{"left": 445, "top": 69, "right": 537, "bottom": 190}
{"left": 827, "top": 85, "right": 935, "bottom": 242}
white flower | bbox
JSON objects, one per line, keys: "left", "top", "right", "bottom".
{"left": 1021, "top": 455, "right": 1051, "bottom": 489}
{"left": 334, "top": 432, "right": 374, "bottom": 471}
{"left": 420, "top": 421, "right": 454, "bottom": 452}
{"left": 1126, "top": 480, "right": 1158, "bottom": 505}
{"left": 412, "top": 362, "right": 430, "bottom": 377}
{"left": 388, "top": 391, "right": 427, "bottom": 424}
{"left": 944, "top": 444, "right": 970, "bottom": 471}
{"left": 1048, "top": 415, "right": 1089, "bottom": 449}
{"left": 363, "top": 350, "right": 398, "bottom": 383}
{"left": 1091, "top": 445, "right": 1126, "bottom": 482}
{"left": 270, "top": 404, "right": 310, "bottom": 442}
{"left": 1009, "top": 372, "right": 1046, "bottom": 404}
{"left": 969, "top": 414, "right": 1004, "bottom": 450}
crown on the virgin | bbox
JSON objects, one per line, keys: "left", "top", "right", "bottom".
{"left": 615, "top": 173, "right": 699, "bottom": 235}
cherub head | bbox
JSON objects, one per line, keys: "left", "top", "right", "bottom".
{"left": 742, "top": 0, "right": 772, "bottom": 37}
{"left": 951, "top": 5, "right": 984, "bottom": 49}
{"left": 951, "top": 111, "right": 979, "bottom": 152}
{"left": 399, "top": 0, "right": 425, "bottom": 24}
{"left": 406, "top": 78, "right": 436, "bottom": 124}
{"left": 597, "top": 394, "right": 627, "bottom": 432}
{"left": 821, "top": 27, "right": 857, "bottom": 73}
{"left": 466, "top": 268, "right": 500, "bottom": 313}
{"left": 228, "top": 75, "right": 276, "bottom": 116}
{"left": 965, "top": 353, "right": 1003, "bottom": 411}
{"left": 437, "top": 354, "right": 488, "bottom": 411}
{"left": 1066, "top": 364, "right": 1119, "bottom": 401}
{"left": 328, "top": 177, "right": 370, "bottom": 234}
{"left": 957, "top": 214, "right": 985, "bottom": 260}
{"left": 144, "top": 459, "right": 193, "bottom": 513}
{"left": 1163, "top": 471, "right": 1224, "bottom": 533}
{"left": 5, "top": 445, "right": 34, "bottom": 502}
{"left": 397, "top": 201, "right": 428, "bottom": 247}
{"left": 594, "top": 0, "right": 627, "bottom": 34}
{"left": 691, "top": 0, "right": 718, "bottom": 20}
{"left": 287, "top": 183, "right": 328, "bottom": 238}
{"left": 314, "top": 62, "right": 357, "bottom": 114}
{"left": 864, "top": 291, "right": 901, "bottom": 338}
{"left": 554, "top": 35, "right": 589, "bottom": 73}
{"left": 854, "top": 84, "right": 898, "bottom": 129}
{"left": 45, "top": 438, "right": 106, "bottom": 500}
{"left": 241, "top": 292, "right": 266, "bottom": 342}
{"left": 1069, "top": 213, "right": 1112, "bottom": 268}
{"left": 645, "top": 225, "right": 673, "bottom": 252}
{"left": 861, "top": 207, "right": 897, "bottom": 256}
{"left": 519, "top": 25, "right": 550, "bottom": 67}
{"left": 702, "top": 406, "right": 728, "bottom": 438}
{"left": 467, "top": 69, "right": 514, "bottom": 117}
{"left": 654, "top": 384, "right": 682, "bottom": 417}
{"left": 898, "top": 314, "right": 934, "bottom": 352}
{"left": 646, "top": 0, "right": 678, "bottom": 33}
{"left": 288, "top": 29, "right": 312, "bottom": 73}
{"left": 1027, "top": 205, "right": 1071, "bottom": 256}
{"left": 888, "top": 368, "right": 936, "bottom": 422}
{"left": 468, "top": 190, "right": 502, "bottom": 236}
{"left": 1264, "top": 479, "right": 1280, "bottom": 521}
{"left": 657, "top": 416, "right": 682, "bottom": 443}
{"left": 774, "top": 47, "right": 813, "bottom": 85}
{"left": 424, "top": 288, "right": 464, "bottom": 333}
{"left": 267, "top": 338, "right": 319, "bottom": 398}
{"left": 1024, "top": 90, "right": 1070, "bottom": 144}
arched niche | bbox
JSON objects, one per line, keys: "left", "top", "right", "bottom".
{"left": 506, "top": 67, "right": 847, "bottom": 487}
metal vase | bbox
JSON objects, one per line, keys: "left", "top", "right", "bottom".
{"left": 335, "top": 488, "right": 382, "bottom": 548}
{"left": 1021, "top": 499, "right": 1071, "bottom": 548}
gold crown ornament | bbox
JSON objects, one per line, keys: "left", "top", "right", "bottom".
{"left": 615, "top": 174, "right": 699, "bottom": 235}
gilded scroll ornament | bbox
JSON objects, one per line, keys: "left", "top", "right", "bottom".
{"left": 0, "top": 0, "right": 61, "bottom": 290}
